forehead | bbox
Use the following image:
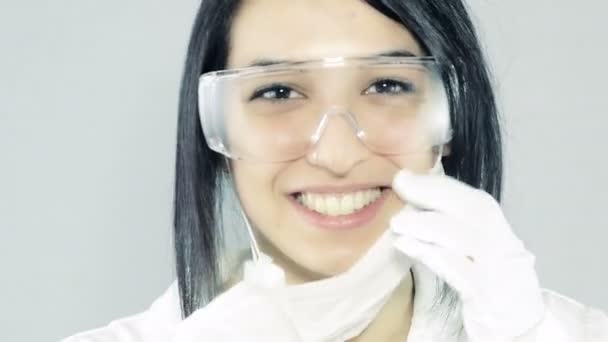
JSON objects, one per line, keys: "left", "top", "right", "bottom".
{"left": 228, "top": 0, "right": 423, "bottom": 68}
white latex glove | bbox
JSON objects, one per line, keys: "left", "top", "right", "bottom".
{"left": 390, "top": 169, "right": 546, "bottom": 342}
{"left": 170, "top": 257, "right": 303, "bottom": 342}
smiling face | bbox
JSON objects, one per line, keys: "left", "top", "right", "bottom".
{"left": 227, "top": 0, "right": 436, "bottom": 284}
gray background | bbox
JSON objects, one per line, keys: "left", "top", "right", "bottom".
{"left": 1, "top": 1, "right": 606, "bottom": 341}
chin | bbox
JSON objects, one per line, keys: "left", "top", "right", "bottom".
{"left": 259, "top": 228, "right": 378, "bottom": 282}
{"left": 301, "top": 249, "right": 363, "bottom": 278}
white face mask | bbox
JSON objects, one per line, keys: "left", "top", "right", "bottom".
{"left": 243, "top": 228, "right": 414, "bottom": 342}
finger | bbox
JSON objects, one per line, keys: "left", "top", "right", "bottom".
{"left": 392, "top": 169, "right": 500, "bottom": 218}
{"left": 390, "top": 207, "right": 480, "bottom": 257}
{"left": 394, "top": 235, "right": 475, "bottom": 301}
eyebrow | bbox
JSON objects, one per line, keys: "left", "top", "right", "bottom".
{"left": 246, "top": 49, "right": 418, "bottom": 67}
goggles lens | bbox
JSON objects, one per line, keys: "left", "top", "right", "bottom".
{"left": 199, "top": 57, "right": 450, "bottom": 162}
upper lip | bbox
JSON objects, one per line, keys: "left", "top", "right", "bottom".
{"left": 288, "top": 183, "right": 389, "bottom": 195}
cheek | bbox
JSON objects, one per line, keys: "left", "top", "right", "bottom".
{"left": 231, "top": 162, "right": 287, "bottom": 241}
{"left": 389, "top": 150, "right": 437, "bottom": 172}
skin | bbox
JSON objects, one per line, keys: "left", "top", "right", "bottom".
{"left": 227, "top": 0, "right": 440, "bottom": 340}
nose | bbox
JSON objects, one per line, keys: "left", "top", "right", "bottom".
{"left": 306, "top": 110, "right": 370, "bottom": 176}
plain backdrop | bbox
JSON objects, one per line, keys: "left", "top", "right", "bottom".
{"left": 1, "top": 1, "right": 606, "bottom": 341}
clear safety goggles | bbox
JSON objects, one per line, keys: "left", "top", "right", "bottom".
{"left": 198, "top": 56, "right": 452, "bottom": 163}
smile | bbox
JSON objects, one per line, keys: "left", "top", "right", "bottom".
{"left": 288, "top": 186, "right": 390, "bottom": 230}
{"left": 295, "top": 188, "right": 384, "bottom": 216}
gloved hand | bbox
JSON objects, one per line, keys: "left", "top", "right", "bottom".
{"left": 390, "top": 169, "right": 546, "bottom": 342}
{"left": 170, "top": 256, "right": 303, "bottom": 342}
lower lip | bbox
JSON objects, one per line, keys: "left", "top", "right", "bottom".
{"left": 287, "top": 189, "right": 390, "bottom": 230}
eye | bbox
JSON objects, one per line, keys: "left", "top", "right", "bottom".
{"left": 364, "top": 79, "right": 416, "bottom": 95}
{"left": 249, "top": 84, "right": 304, "bottom": 101}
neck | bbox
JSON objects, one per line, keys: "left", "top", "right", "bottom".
{"left": 348, "top": 270, "right": 415, "bottom": 342}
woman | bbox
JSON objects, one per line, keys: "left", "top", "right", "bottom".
{"left": 63, "top": 0, "right": 608, "bottom": 341}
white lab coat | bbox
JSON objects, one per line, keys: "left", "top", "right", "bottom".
{"left": 62, "top": 263, "right": 608, "bottom": 342}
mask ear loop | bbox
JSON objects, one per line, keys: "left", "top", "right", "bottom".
{"left": 430, "top": 144, "right": 446, "bottom": 175}
{"left": 222, "top": 160, "right": 288, "bottom": 291}
{"left": 223, "top": 157, "right": 262, "bottom": 262}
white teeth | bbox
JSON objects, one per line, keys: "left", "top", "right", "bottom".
{"left": 314, "top": 196, "right": 325, "bottom": 215}
{"left": 340, "top": 195, "right": 354, "bottom": 215}
{"left": 297, "top": 188, "right": 383, "bottom": 216}
{"left": 326, "top": 196, "right": 340, "bottom": 216}
{"left": 354, "top": 191, "right": 364, "bottom": 210}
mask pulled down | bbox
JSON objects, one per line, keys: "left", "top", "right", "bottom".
{"left": 243, "top": 228, "right": 414, "bottom": 342}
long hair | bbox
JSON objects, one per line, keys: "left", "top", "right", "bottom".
{"left": 173, "top": 0, "right": 502, "bottom": 326}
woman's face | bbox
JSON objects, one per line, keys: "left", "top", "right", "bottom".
{"left": 228, "top": 0, "right": 435, "bottom": 283}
